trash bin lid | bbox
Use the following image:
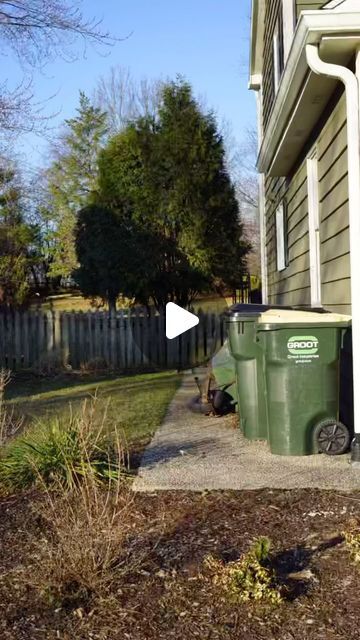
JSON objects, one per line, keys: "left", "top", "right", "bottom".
{"left": 226, "top": 303, "right": 293, "bottom": 322}
{"left": 257, "top": 308, "right": 351, "bottom": 329}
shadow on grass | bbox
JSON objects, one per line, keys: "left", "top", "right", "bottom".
{"left": 139, "top": 437, "right": 217, "bottom": 469}
{"left": 5, "top": 370, "right": 177, "bottom": 402}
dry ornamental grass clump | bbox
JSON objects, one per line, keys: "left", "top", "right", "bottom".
{"left": 0, "top": 396, "right": 128, "bottom": 492}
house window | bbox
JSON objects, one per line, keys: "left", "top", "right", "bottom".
{"left": 306, "top": 149, "right": 322, "bottom": 306}
{"left": 276, "top": 200, "right": 288, "bottom": 272}
{"left": 273, "top": 18, "right": 284, "bottom": 92}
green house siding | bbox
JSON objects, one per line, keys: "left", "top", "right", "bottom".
{"left": 262, "top": 2, "right": 326, "bottom": 134}
{"left": 265, "top": 94, "right": 350, "bottom": 314}
{"left": 317, "top": 94, "right": 350, "bottom": 314}
{"left": 265, "top": 164, "right": 311, "bottom": 306}
{"left": 262, "top": 0, "right": 282, "bottom": 131}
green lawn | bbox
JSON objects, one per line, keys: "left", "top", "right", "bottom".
{"left": 30, "top": 291, "right": 232, "bottom": 314}
{"left": 6, "top": 371, "right": 181, "bottom": 445}
{"left": 30, "top": 293, "right": 96, "bottom": 312}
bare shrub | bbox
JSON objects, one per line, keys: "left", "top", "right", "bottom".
{"left": 0, "top": 369, "right": 23, "bottom": 446}
{"left": 31, "top": 468, "right": 159, "bottom": 611}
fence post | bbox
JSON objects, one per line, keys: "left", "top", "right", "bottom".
{"left": 126, "top": 308, "right": 133, "bottom": 368}
{"left": 110, "top": 310, "right": 117, "bottom": 369}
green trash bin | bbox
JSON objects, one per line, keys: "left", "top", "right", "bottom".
{"left": 227, "top": 304, "right": 288, "bottom": 440}
{"left": 257, "top": 309, "right": 352, "bottom": 456}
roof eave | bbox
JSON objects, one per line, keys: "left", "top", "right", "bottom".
{"left": 249, "top": 0, "right": 264, "bottom": 87}
{"left": 257, "top": 10, "right": 360, "bottom": 175}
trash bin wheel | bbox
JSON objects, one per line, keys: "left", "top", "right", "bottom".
{"left": 314, "top": 419, "right": 350, "bottom": 455}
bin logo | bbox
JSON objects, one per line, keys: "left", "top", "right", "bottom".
{"left": 287, "top": 336, "right": 319, "bottom": 356}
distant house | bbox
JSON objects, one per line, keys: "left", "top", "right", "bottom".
{"left": 249, "top": 0, "right": 360, "bottom": 432}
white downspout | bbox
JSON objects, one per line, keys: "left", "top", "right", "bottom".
{"left": 258, "top": 173, "right": 268, "bottom": 304}
{"left": 306, "top": 44, "right": 360, "bottom": 443}
{"left": 256, "top": 88, "right": 268, "bottom": 303}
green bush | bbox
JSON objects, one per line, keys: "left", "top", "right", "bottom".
{"left": 0, "top": 399, "right": 125, "bottom": 492}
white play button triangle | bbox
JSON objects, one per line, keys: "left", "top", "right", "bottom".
{"left": 166, "top": 302, "right": 199, "bottom": 339}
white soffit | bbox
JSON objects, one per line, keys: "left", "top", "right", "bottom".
{"left": 269, "top": 73, "right": 336, "bottom": 176}
{"left": 323, "top": 0, "right": 360, "bottom": 10}
{"left": 257, "top": 11, "right": 360, "bottom": 176}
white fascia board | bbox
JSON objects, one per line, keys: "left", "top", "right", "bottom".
{"left": 257, "top": 10, "right": 360, "bottom": 173}
{"left": 250, "top": 0, "right": 258, "bottom": 77}
{"left": 249, "top": 0, "right": 265, "bottom": 81}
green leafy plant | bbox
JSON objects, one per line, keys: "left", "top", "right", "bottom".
{"left": 0, "top": 396, "right": 126, "bottom": 492}
{"left": 204, "top": 537, "right": 282, "bottom": 605}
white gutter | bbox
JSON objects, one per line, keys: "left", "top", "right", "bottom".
{"left": 306, "top": 43, "right": 360, "bottom": 440}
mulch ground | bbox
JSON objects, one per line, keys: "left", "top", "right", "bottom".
{"left": 1, "top": 488, "right": 360, "bottom": 639}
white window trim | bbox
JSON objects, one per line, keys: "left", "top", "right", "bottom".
{"left": 276, "top": 201, "right": 287, "bottom": 272}
{"left": 282, "top": 0, "right": 296, "bottom": 61}
{"left": 273, "top": 25, "right": 281, "bottom": 93}
{"left": 306, "top": 149, "right": 322, "bottom": 307}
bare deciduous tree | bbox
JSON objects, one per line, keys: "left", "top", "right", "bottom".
{"left": 93, "top": 66, "right": 164, "bottom": 134}
{"left": 0, "top": 0, "right": 115, "bottom": 67}
{"left": 232, "top": 127, "right": 261, "bottom": 276}
{"left": 0, "top": 1, "right": 116, "bottom": 142}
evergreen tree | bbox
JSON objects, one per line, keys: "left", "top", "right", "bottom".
{"left": 97, "top": 79, "right": 249, "bottom": 307}
{"left": 74, "top": 204, "right": 164, "bottom": 313}
{"left": 0, "top": 164, "right": 37, "bottom": 306}
{"left": 46, "top": 92, "right": 108, "bottom": 277}
{"left": 156, "top": 80, "right": 248, "bottom": 288}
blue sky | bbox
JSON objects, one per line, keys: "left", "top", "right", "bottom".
{"left": 9, "top": 0, "right": 256, "bottom": 170}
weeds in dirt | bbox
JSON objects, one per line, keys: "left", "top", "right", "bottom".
{"left": 0, "top": 369, "right": 23, "bottom": 446}
{"left": 343, "top": 518, "right": 360, "bottom": 564}
{"left": 204, "top": 537, "right": 282, "bottom": 604}
{"left": 0, "top": 396, "right": 128, "bottom": 491}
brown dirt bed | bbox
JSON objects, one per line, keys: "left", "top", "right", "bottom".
{"left": 1, "top": 489, "right": 360, "bottom": 639}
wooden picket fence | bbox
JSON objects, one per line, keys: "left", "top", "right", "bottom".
{"left": 0, "top": 309, "right": 227, "bottom": 372}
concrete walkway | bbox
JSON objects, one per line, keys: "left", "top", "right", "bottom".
{"left": 133, "top": 373, "right": 360, "bottom": 492}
